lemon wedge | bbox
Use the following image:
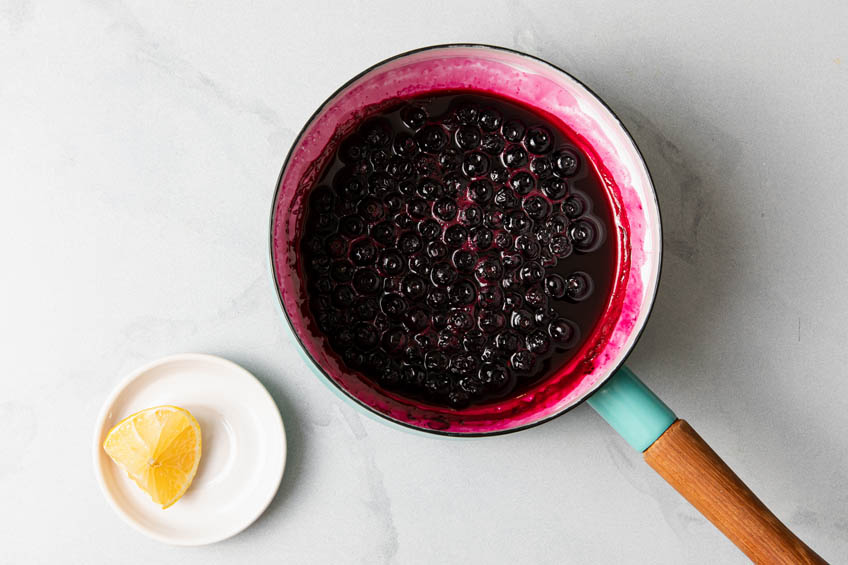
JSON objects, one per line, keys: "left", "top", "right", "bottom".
{"left": 103, "top": 405, "right": 202, "bottom": 509}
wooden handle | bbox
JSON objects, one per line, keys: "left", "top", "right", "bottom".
{"left": 644, "top": 420, "right": 826, "bottom": 564}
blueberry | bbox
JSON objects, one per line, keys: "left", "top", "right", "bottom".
{"left": 523, "top": 195, "right": 550, "bottom": 220}
{"left": 308, "top": 254, "right": 331, "bottom": 274}
{"left": 398, "top": 179, "right": 416, "bottom": 196}
{"left": 530, "top": 157, "right": 551, "bottom": 176}
{"left": 424, "top": 373, "right": 451, "bottom": 396}
{"left": 448, "top": 391, "right": 470, "bottom": 408}
{"left": 549, "top": 234, "right": 573, "bottom": 258}
{"left": 353, "top": 322, "right": 379, "bottom": 350}
{"left": 442, "top": 172, "right": 467, "bottom": 198}
{"left": 478, "top": 108, "right": 502, "bottom": 132}
{"left": 455, "top": 104, "right": 479, "bottom": 125}
{"left": 431, "top": 262, "right": 458, "bottom": 286}
{"left": 361, "top": 119, "right": 391, "bottom": 148}
{"left": 418, "top": 219, "right": 442, "bottom": 240}
{"left": 511, "top": 309, "right": 536, "bottom": 332}
{"left": 350, "top": 239, "right": 377, "bottom": 265}
{"left": 380, "top": 293, "right": 407, "bottom": 317}
{"left": 343, "top": 347, "right": 365, "bottom": 369}
{"left": 369, "top": 222, "right": 394, "bottom": 246}
{"left": 393, "top": 132, "right": 419, "bottom": 157}
{"left": 314, "top": 276, "right": 333, "bottom": 294}
{"left": 534, "top": 307, "right": 556, "bottom": 326}
{"left": 495, "top": 330, "right": 521, "bottom": 352}
{"left": 569, "top": 219, "right": 601, "bottom": 251}
{"left": 402, "top": 274, "right": 427, "bottom": 300}
{"left": 414, "top": 154, "right": 439, "bottom": 176}
{"left": 471, "top": 227, "right": 493, "bottom": 250}
{"left": 330, "top": 259, "right": 354, "bottom": 282}
{"left": 515, "top": 234, "right": 541, "bottom": 259}
{"left": 541, "top": 177, "right": 568, "bottom": 200}
{"left": 458, "top": 207, "right": 483, "bottom": 230}
{"left": 400, "top": 105, "right": 427, "bottom": 130}
{"left": 549, "top": 317, "right": 577, "bottom": 345}
{"left": 452, "top": 355, "right": 479, "bottom": 376}
{"left": 303, "top": 235, "right": 324, "bottom": 255}
{"left": 310, "top": 185, "right": 335, "bottom": 212}
{"left": 382, "top": 328, "right": 408, "bottom": 352}
{"left": 485, "top": 210, "right": 505, "bottom": 229}
{"left": 339, "top": 136, "right": 367, "bottom": 163}
{"left": 434, "top": 198, "right": 458, "bottom": 221}
{"left": 455, "top": 125, "right": 481, "bottom": 150}
{"left": 502, "top": 119, "right": 525, "bottom": 142}
{"left": 503, "top": 292, "right": 523, "bottom": 312}
{"left": 494, "top": 232, "right": 514, "bottom": 251}
{"left": 404, "top": 307, "right": 429, "bottom": 331}
{"left": 503, "top": 145, "right": 528, "bottom": 168}
{"left": 444, "top": 224, "right": 469, "bottom": 247}
{"left": 493, "top": 188, "right": 520, "bottom": 210}
{"left": 525, "top": 127, "right": 552, "bottom": 154}
{"left": 370, "top": 149, "right": 390, "bottom": 170}
{"left": 502, "top": 253, "right": 523, "bottom": 271}
{"left": 479, "top": 286, "right": 504, "bottom": 309}
{"left": 401, "top": 363, "right": 426, "bottom": 385}
{"left": 433, "top": 311, "right": 450, "bottom": 330}
{"left": 417, "top": 178, "right": 443, "bottom": 201}
{"left": 340, "top": 215, "right": 366, "bottom": 237}
{"left": 425, "top": 350, "right": 450, "bottom": 371}
{"left": 395, "top": 213, "right": 415, "bottom": 230}
{"left": 414, "top": 332, "right": 434, "bottom": 348}
{"left": 545, "top": 213, "right": 569, "bottom": 234}
{"left": 524, "top": 284, "right": 547, "bottom": 310}
{"left": 409, "top": 254, "right": 431, "bottom": 275}
{"left": 481, "top": 133, "right": 505, "bottom": 155}
{"left": 386, "top": 157, "right": 414, "bottom": 179}
{"left": 448, "top": 310, "right": 474, "bottom": 331}
{"left": 565, "top": 272, "right": 593, "bottom": 301}
{"left": 544, "top": 274, "right": 566, "bottom": 298}
{"left": 417, "top": 124, "right": 448, "bottom": 153}
{"left": 563, "top": 194, "right": 587, "bottom": 218}
{"left": 463, "top": 330, "right": 487, "bottom": 352}
{"left": 313, "top": 211, "right": 338, "bottom": 233}
{"left": 426, "top": 240, "right": 448, "bottom": 259}
{"left": 398, "top": 231, "right": 423, "bottom": 254}
{"left": 467, "top": 180, "right": 493, "bottom": 204}
{"left": 439, "top": 147, "right": 462, "bottom": 171}
{"left": 510, "top": 350, "right": 536, "bottom": 373}
{"left": 325, "top": 234, "right": 347, "bottom": 258}
{"left": 383, "top": 192, "right": 404, "bottom": 214}
{"left": 448, "top": 280, "right": 477, "bottom": 306}
{"left": 552, "top": 149, "right": 579, "bottom": 177}
{"left": 438, "top": 329, "right": 461, "bottom": 350}
{"left": 378, "top": 249, "right": 405, "bottom": 276}
{"left": 478, "top": 363, "right": 509, "bottom": 388}
{"left": 519, "top": 261, "right": 544, "bottom": 283}
{"left": 474, "top": 257, "right": 504, "bottom": 285}
{"left": 426, "top": 286, "right": 448, "bottom": 308}
{"left": 479, "top": 310, "right": 506, "bottom": 333}
{"left": 504, "top": 210, "right": 531, "bottom": 233}
{"left": 462, "top": 152, "right": 490, "bottom": 178}
{"left": 452, "top": 249, "right": 476, "bottom": 272}
{"left": 509, "top": 171, "right": 535, "bottom": 195}
{"left": 352, "top": 268, "right": 381, "bottom": 295}
{"left": 489, "top": 166, "right": 509, "bottom": 184}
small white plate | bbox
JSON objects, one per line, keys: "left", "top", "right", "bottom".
{"left": 93, "top": 353, "right": 286, "bottom": 545}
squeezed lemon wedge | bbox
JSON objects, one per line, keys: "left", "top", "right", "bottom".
{"left": 103, "top": 405, "right": 202, "bottom": 509}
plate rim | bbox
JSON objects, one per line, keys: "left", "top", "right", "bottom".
{"left": 92, "top": 353, "right": 287, "bottom": 546}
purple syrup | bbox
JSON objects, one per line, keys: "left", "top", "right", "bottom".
{"left": 300, "top": 91, "right": 616, "bottom": 409}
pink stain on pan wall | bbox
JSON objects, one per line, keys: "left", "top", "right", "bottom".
{"left": 271, "top": 46, "right": 660, "bottom": 434}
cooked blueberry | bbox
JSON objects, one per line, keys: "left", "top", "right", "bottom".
{"left": 330, "top": 260, "right": 354, "bottom": 282}
{"left": 549, "top": 234, "right": 572, "bottom": 258}
{"left": 442, "top": 172, "right": 467, "bottom": 198}
{"left": 426, "top": 286, "right": 448, "bottom": 308}
{"left": 309, "top": 254, "right": 331, "bottom": 274}
{"left": 455, "top": 104, "right": 479, "bottom": 125}
{"left": 503, "top": 292, "right": 523, "bottom": 312}
{"left": 418, "top": 219, "right": 442, "bottom": 240}
{"left": 569, "top": 219, "right": 601, "bottom": 251}
{"left": 519, "top": 261, "right": 544, "bottom": 283}
{"left": 343, "top": 347, "right": 365, "bottom": 369}
{"left": 368, "top": 222, "right": 394, "bottom": 246}
{"left": 325, "top": 234, "right": 347, "bottom": 258}
{"left": 530, "top": 157, "right": 551, "bottom": 176}
{"left": 404, "top": 307, "right": 429, "bottom": 331}
{"left": 425, "top": 373, "right": 451, "bottom": 396}
{"left": 465, "top": 180, "right": 492, "bottom": 205}
{"left": 409, "top": 254, "right": 431, "bottom": 275}
{"left": 489, "top": 166, "right": 509, "bottom": 184}
{"left": 565, "top": 272, "right": 593, "bottom": 301}
{"left": 393, "top": 132, "right": 419, "bottom": 157}
{"left": 429, "top": 199, "right": 455, "bottom": 223}
{"left": 524, "top": 285, "right": 547, "bottom": 310}
{"left": 549, "top": 318, "right": 577, "bottom": 345}
{"left": 386, "top": 157, "right": 414, "bottom": 179}
{"left": 414, "top": 154, "right": 439, "bottom": 176}
{"left": 395, "top": 213, "right": 415, "bottom": 229}
{"left": 503, "top": 145, "right": 528, "bottom": 168}
{"left": 460, "top": 206, "right": 484, "bottom": 228}
{"left": 494, "top": 231, "right": 514, "bottom": 251}
{"left": 510, "top": 350, "right": 536, "bottom": 373}
{"left": 485, "top": 210, "right": 505, "bottom": 229}
{"left": 509, "top": 171, "right": 535, "bottom": 195}
{"left": 523, "top": 195, "right": 550, "bottom": 220}
{"left": 431, "top": 262, "right": 458, "bottom": 286}
{"left": 504, "top": 210, "right": 531, "bottom": 233}
{"left": 382, "top": 328, "right": 408, "bottom": 352}
{"left": 380, "top": 293, "right": 407, "bottom": 317}
{"left": 515, "top": 235, "right": 541, "bottom": 259}
{"left": 478, "top": 286, "right": 504, "bottom": 309}
{"left": 352, "top": 268, "right": 381, "bottom": 294}
{"left": 502, "top": 119, "right": 525, "bottom": 142}
{"left": 502, "top": 253, "right": 523, "bottom": 271}
{"left": 534, "top": 307, "right": 556, "bottom": 326}
{"left": 495, "top": 330, "right": 520, "bottom": 351}
{"left": 425, "top": 350, "right": 450, "bottom": 371}
{"left": 448, "top": 310, "right": 474, "bottom": 332}
{"left": 545, "top": 213, "right": 569, "bottom": 234}
{"left": 493, "top": 188, "right": 520, "bottom": 210}
{"left": 552, "top": 149, "right": 579, "bottom": 177}
{"left": 448, "top": 391, "right": 470, "bottom": 408}
{"left": 474, "top": 257, "right": 504, "bottom": 285}
{"left": 541, "top": 177, "right": 568, "bottom": 200}
{"left": 398, "top": 231, "right": 423, "bottom": 254}
{"left": 339, "top": 136, "right": 367, "bottom": 163}
{"left": 452, "top": 355, "right": 479, "bottom": 377}
{"left": 432, "top": 311, "right": 450, "bottom": 330}
{"left": 426, "top": 240, "right": 448, "bottom": 259}
{"left": 398, "top": 179, "right": 416, "bottom": 196}
{"left": 439, "top": 147, "right": 462, "bottom": 171}
{"left": 481, "top": 133, "right": 505, "bottom": 155}
{"left": 511, "top": 309, "right": 536, "bottom": 332}
{"left": 478, "top": 363, "right": 509, "bottom": 388}
{"left": 463, "top": 330, "right": 487, "bottom": 352}
{"left": 361, "top": 119, "right": 391, "bottom": 148}
{"left": 340, "top": 215, "right": 366, "bottom": 237}
{"left": 452, "top": 249, "right": 476, "bottom": 272}
{"left": 479, "top": 310, "right": 506, "bottom": 333}
{"left": 402, "top": 274, "right": 427, "bottom": 300}
{"left": 525, "top": 127, "right": 552, "bottom": 154}
{"left": 462, "top": 152, "right": 490, "bottom": 178}
{"left": 417, "top": 125, "right": 448, "bottom": 153}
{"left": 417, "top": 178, "right": 443, "bottom": 201}
{"left": 438, "top": 329, "right": 460, "bottom": 350}
{"left": 350, "top": 239, "right": 377, "bottom": 265}
{"left": 478, "top": 108, "right": 502, "bottom": 132}
{"left": 400, "top": 105, "right": 427, "bottom": 130}
{"left": 444, "top": 224, "right": 469, "bottom": 247}
{"left": 353, "top": 322, "right": 379, "bottom": 350}
{"left": 448, "top": 280, "right": 477, "bottom": 306}
{"left": 378, "top": 249, "right": 405, "bottom": 275}
{"left": 370, "top": 149, "right": 390, "bottom": 170}
{"left": 563, "top": 194, "right": 587, "bottom": 218}
{"left": 544, "top": 274, "right": 566, "bottom": 299}
{"left": 455, "top": 125, "right": 481, "bottom": 150}
{"left": 471, "top": 227, "right": 493, "bottom": 250}
{"left": 383, "top": 193, "right": 404, "bottom": 214}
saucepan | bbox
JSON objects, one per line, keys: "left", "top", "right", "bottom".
{"left": 269, "top": 44, "right": 823, "bottom": 563}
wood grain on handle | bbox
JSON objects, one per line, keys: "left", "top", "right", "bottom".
{"left": 644, "top": 420, "right": 826, "bottom": 564}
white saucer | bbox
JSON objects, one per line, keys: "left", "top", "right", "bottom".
{"left": 93, "top": 354, "right": 286, "bottom": 545}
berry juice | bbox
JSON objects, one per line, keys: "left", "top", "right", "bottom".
{"left": 300, "top": 91, "right": 616, "bottom": 409}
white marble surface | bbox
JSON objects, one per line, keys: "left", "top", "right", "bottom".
{"left": 2, "top": 1, "right": 847, "bottom": 563}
